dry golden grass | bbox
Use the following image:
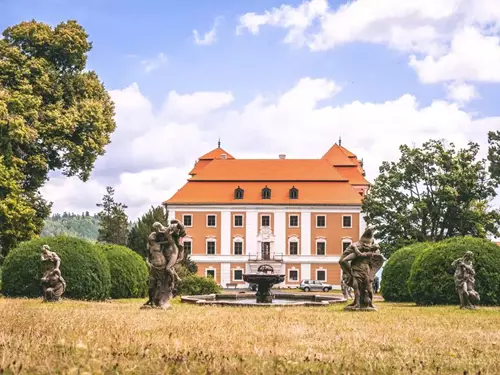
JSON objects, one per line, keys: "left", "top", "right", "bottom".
{"left": 0, "top": 297, "right": 499, "bottom": 374}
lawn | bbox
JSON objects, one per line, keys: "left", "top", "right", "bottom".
{"left": 0, "top": 297, "right": 499, "bottom": 374}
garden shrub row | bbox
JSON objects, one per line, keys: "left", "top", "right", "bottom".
{"left": 1, "top": 235, "right": 220, "bottom": 300}
{"left": 382, "top": 236, "right": 500, "bottom": 305}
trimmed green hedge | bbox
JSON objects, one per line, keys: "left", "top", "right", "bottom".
{"left": 381, "top": 242, "right": 432, "bottom": 302}
{"left": 408, "top": 236, "right": 500, "bottom": 305}
{"left": 95, "top": 243, "right": 148, "bottom": 299}
{"left": 177, "top": 274, "right": 222, "bottom": 296}
{"left": 1, "top": 236, "right": 111, "bottom": 300}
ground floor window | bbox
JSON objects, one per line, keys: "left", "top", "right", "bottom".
{"left": 289, "top": 269, "right": 299, "bottom": 282}
{"left": 316, "top": 269, "right": 326, "bottom": 282}
{"left": 206, "top": 269, "right": 215, "bottom": 279}
{"left": 233, "top": 269, "right": 243, "bottom": 281}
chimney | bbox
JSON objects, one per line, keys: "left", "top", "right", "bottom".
{"left": 220, "top": 154, "right": 227, "bottom": 159}
{"left": 279, "top": 154, "right": 286, "bottom": 159}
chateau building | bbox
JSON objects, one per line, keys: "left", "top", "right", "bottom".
{"left": 164, "top": 140, "right": 370, "bottom": 289}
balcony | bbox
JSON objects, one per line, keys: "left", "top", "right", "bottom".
{"left": 248, "top": 252, "right": 284, "bottom": 262}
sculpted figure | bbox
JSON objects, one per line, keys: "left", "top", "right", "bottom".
{"left": 341, "top": 274, "right": 353, "bottom": 300}
{"left": 339, "top": 228, "right": 385, "bottom": 311}
{"left": 40, "top": 245, "right": 66, "bottom": 302}
{"left": 452, "top": 251, "right": 480, "bottom": 309}
{"left": 142, "top": 219, "right": 186, "bottom": 310}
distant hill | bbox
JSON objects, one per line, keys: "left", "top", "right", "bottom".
{"left": 41, "top": 212, "right": 100, "bottom": 241}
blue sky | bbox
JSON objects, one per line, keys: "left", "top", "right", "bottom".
{"left": 2, "top": 0, "right": 464, "bottom": 108}
{"left": 1, "top": 0, "right": 500, "bottom": 218}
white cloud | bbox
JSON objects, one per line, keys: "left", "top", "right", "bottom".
{"left": 445, "top": 81, "right": 479, "bottom": 104}
{"left": 409, "top": 27, "right": 500, "bottom": 83}
{"left": 140, "top": 52, "right": 168, "bottom": 73}
{"left": 193, "top": 17, "right": 222, "bottom": 46}
{"left": 237, "top": 0, "right": 500, "bottom": 85}
{"left": 43, "top": 77, "right": 499, "bottom": 220}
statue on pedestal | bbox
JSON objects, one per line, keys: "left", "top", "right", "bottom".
{"left": 142, "top": 219, "right": 186, "bottom": 310}
{"left": 339, "top": 228, "right": 385, "bottom": 311}
{"left": 40, "top": 245, "right": 66, "bottom": 302}
{"left": 452, "top": 251, "right": 480, "bottom": 309}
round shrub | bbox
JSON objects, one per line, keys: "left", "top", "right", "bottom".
{"left": 95, "top": 243, "right": 148, "bottom": 299}
{"left": 408, "top": 236, "right": 500, "bottom": 306}
{"left": 1, "top": 236, "right": 111, "bottom": 300}
{"left": 177, "top": 274, "right": 222, "bottom": 296}
{"left": 381, "top": 242, "right": 432, "bottom": 302}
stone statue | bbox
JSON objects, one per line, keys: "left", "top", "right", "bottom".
{"left": 40, "top": 245, "right": 66, "bottom": 302}
{"left": 339, "top": 228, "right": 385, "bottom": 311}
{"left": 372, "top": 275, "right": 380, "bottom": 294}
{"left": 341, "top": 273, "right": 353, "bottom": 300}
{"left": 452, "top": 251, "right": 480, "bottom": 309}
{"left": 142, "top": 219, "right": 186, "bottom": 310}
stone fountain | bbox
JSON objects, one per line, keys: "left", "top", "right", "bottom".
{"left": 242, "top": 264, "right": 285, "bottom": 303}
{"left": 181, "top": 264, "right": 346, "bottom": 307}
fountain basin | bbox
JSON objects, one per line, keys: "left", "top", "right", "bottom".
{"left": 181, "top": 292, "right": 346, "bottom": 307}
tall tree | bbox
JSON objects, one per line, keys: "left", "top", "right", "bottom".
{"left": 488, "top": 130, "right": 500, "bottom": 181}
{"left": 0, "top": 20, "right": 116, "bottom": 255}
{"left": 96, "top": 187, "right": 129, "bottom": 245}
{"left": 362, "top": 139, "right": 500, "bottom": 257}
{"left": 127, "top": 205, "right": 169, "bottom": 257}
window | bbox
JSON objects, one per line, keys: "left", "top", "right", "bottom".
{"left": 206, "top": 269, "right": 215, "bottom": 279}
{"left": 235, "top": 186, "right": 244, "bottom": 199}
{"left": 289, "top": 269, "right": 299, "bottom": 282}
{"left": 316, "top": 241, "right": 326, "bottom": 255}
{"left": 342, "top": 240, "right": 352, "bottom": 252}
{"left": 183, "top": 215, "right": 192, "bottom": 227}
{"left": 261, "top": 215, "right": 270, "bottom": 227}
{"left": 289, "top": 241, "right": 298, "bottom": 255}
{"left": 342, "top": 215, "right": 352, "bottom": 228}
{"left": 316, "top": 269, "right": 326, "bottom": 282}
{"left": 234, "top": 241, "right": 243, "bottom": 255}
{"left": 206, "top": 240, "right": 216, "bottom": 255}
{"left": 234, "top": 215, "right": 243, "bottom": 227}
{"left": 316, "top": 215, "right": 326, "bottom": 228}
{"left": 262, "top": 186, "right": 271, "bottom": 199}
{"left": 289, "top": 215, "right": 299, "bottom": 228}
{"left": 183, "top": 240, "right": 192, "bottom": 254}
{"left": 207, "top": 215, "right": 216, "bottom": 227}
{"left": 233, "top": 269, "right": 243, "bottom": 281}
{"left": 289, "top": 186, "right": 298, "bottom": 199}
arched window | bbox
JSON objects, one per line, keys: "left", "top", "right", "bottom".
{"left": 234, "top": 186, "right": 244, "bottom": 199}
{"left": 289, "top": 186, "right": 298, "bottom": 199}
{"left": 262, "top": 186, "right": 271, "bottom": 199}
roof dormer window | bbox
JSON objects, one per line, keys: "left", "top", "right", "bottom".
{"left": 289, "top": 186, "right": 298, "bottom": 199}
{"left": 262, "top": 186, "right": 271, "bottom": 199}
{"left": 235, "top": 186, "right": 244, "bottom": 199}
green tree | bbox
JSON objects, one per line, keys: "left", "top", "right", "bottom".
{"left": 362, "top": 139, "right": 500, "bottom": 257}
{"left": 96, "top": 187, "right": 129, "bottom": 245}
{"left": 488, "top": 130, "right": 500, "bottom": 181}
{"left": 0, "top": 20, "right": 116, "bottom": 256}
{"left": 127, "top": 205, "right": 169, "bottom": 257}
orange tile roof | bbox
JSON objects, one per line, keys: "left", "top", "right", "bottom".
{"left": 339, "top": 145, "right": 356, "bottom": 158}
{"left": 336, "top": 166, "right": 370, "bottom": 185}
{"left": 188, "top": 159, "right": 211, "bottom": 176}
{"left": 322, "top": 144, "right": 357, "bottom": 166}
{"left": 165, "top": 181, "right": 363, "bottom": 205}
{"left": 199, "top": 147, "right": 235, "bottom": 160}
{"left": 189, "top": 159, "right": 348, "bottom": 181}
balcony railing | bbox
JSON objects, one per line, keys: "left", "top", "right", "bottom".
{"left": 248, "top": 252, "right": 284, "bottom": 262}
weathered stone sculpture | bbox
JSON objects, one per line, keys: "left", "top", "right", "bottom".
{"left": 341, "top": 274, "right": 353, "bottom": 300}
{"left": 452, "top": 251, "right": 480, "bottom": 309}
{"left": 142, "top": 219, "right": 186, "bottom": 310}
{"left": 339, "top": 228, "right": 385, "bottom": 311}
{"left": 40, "top": 245, "right": 66, "bottom": 302}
